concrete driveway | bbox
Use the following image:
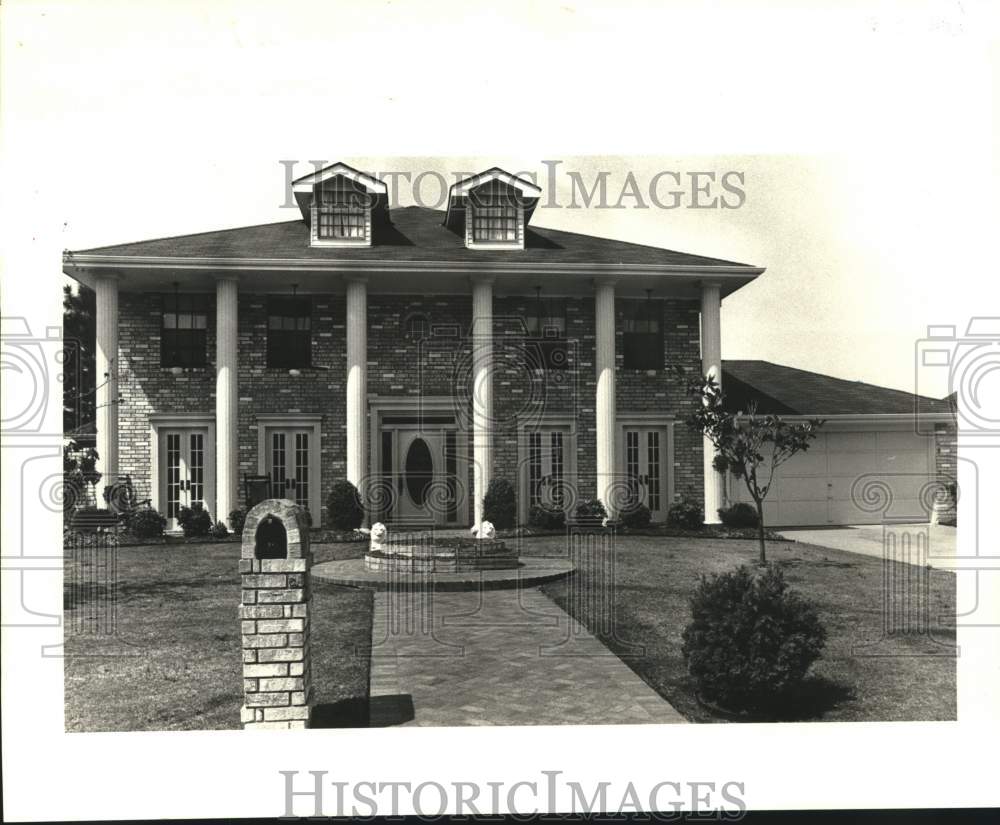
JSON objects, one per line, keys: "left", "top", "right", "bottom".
{"left": 777, "top": 524, "right": 957, "bottom": 569}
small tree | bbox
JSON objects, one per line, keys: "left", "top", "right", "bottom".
{"left": 681, "top": 370, "right": 824, "bottom": 564}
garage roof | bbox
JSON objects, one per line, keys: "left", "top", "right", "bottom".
{"left": 722, "top": 359, "right": 953, "bottom": 416}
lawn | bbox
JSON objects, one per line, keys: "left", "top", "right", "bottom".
{"left": 64, "top": 533, "right": 956, "bottom": 729}
{"left": 533, "top": 534, "right": 957, "bottom": 722}
{"left": 63, "top": 541, "right": 371, "bottom": 732}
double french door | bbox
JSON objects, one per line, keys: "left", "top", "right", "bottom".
{"left": 265, "top": 429, "right": 312, "bottom": 509}
{"left": 622, "top": 426, "right": 668, "bottom": 522}
{"left": 158, "top": 427, "right": 215, "bottom": 531}
{"left": 527, "top": 429, "right": 567, "bottom": 511}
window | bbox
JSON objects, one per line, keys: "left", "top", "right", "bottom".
{"left": 525, "top": 299, "right": 568, "bottom": 370}
{"left": 623, "top": 299, "right": 664, "bottom": 370}
{"left": 469, "top": 181, "right": 521, "bottom": 244}
{"left": 404, "top": 313, "right": 430, "bottom": 340}
{"left": 161, "top": 294, "right": 208, "bottom": 367}
{"left": 314, "top": 176, "right": 369, "bottom": 242}
{"left": 267, "top": 297, "right": 311, "bottom": 368}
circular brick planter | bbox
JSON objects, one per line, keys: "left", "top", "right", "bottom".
{"left": 364, "top": 537, "right": 520, "bottom": 574}
{"left": 314, "top": 555, "right": 575, "bottom": 591}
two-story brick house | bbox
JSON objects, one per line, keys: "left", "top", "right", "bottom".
{"left": 62, "top": 164, "right": 764, "bottom": 530}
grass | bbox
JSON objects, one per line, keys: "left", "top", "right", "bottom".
{"left": 64, "top": 534, "right": 957, "bottom": 728}
{"left": 63, "top": 541, "right": 371, "bottom": 731}
{"left": 532, "top": 534, "right": 957, "bottom": 723}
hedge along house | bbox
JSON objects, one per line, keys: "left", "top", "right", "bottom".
{"left": 62, "top": 163, "right": 764, "bottom": 531}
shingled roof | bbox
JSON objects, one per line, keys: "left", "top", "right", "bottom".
{"left": 721, "top": 360, "right": 953, "bottom": 416}
{"left": 69, "top": 205, "right": 755, "bottom": 269}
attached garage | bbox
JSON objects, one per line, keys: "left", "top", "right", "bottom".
{"left": 721, "top": 361, "right": 955, "bottom": 528}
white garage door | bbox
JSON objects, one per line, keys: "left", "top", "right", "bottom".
{"left": 730, "top": 427, "right": 936, "bottom": 527}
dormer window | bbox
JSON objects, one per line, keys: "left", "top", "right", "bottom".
{"left": 316, "top": 178, "right": 368, "bottom": 242}
{"left": 445, "top": 168, "right": 542, "bottom": 251}
{"left": 470, "top": 182, "right": 521, "bottom": 244}
{"left": 312, "top": 176, "right": 371, "bottom": 245}
{"left": 290, "top": 162, "right": 388, "bottom": 248}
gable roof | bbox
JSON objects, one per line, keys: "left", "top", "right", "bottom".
{"left": 721, "top": 359, "right": 953, "bottom": 416}
{"left": 290, "top": 162, "right": 387, "bottom": 194}
{"left": 67, "top": 205, "right": 756, "bottom": 270}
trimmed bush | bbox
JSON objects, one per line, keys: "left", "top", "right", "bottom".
{"left": 483, "top": 478, "right": 516, "bottom": 529}
{"left": 327, "top": 480, "right": 364, "bottom": 530}
{"left": 177, "top": 502, "right": 212, "bottom": 538}
{"left": 209, "top": 521, "right": 229, "bottom": 538}
{"left": 574, "top": 498, "right": 607, "bottom": 523}
{"left": 718, "top": 502, "right": 759, "bottom": 528}
{"left": 528, "top": 504, "right": 565, "bottom": 530}
{"left": 228, "top": 508, "right": 247, "bottom": 534}
{"left": 620, "top": 501, "right": 652, "bottom": 529}
{"left": 682, "top": 564, "right": 827, "bottom": 713}
{"left": 127, "top": 507, "right": 167, "bottom": 539}
{"left": 667, "top": 495, "right": 703, "bottom": 529}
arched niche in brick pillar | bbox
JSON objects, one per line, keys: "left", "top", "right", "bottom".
{"left": 241, "top": 499, "right": 311, "bottom": 562}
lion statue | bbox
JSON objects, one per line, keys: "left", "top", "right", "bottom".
{"left": 370, "top": 522, "right": 388, "bottom": 552}
{"left": 478, "top": 520, "right": 496, "bottom": 540}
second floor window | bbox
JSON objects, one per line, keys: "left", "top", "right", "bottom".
{"left": 623, "top": 298, "right": 664, "bottom": 370}
{"left": 525, "top": 299, "right": 568, "bottom": 370}
{"left": 161, "top": 294, "right": 208, "bottom": 368}
{"left": 472, "top": 204, "right": 518, "bottom": 242}
{"left": 469, "top": 180, "right": 520, "bottom": 244}
{"left": 267, "top": 297, "right": 311, "bottom": 368}
{"left": 315, "top": 177, "right": 368, "bottom": 242}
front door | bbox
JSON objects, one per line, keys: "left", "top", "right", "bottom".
{"left": 265, "top": 429, "right": 312, "bottom": 510}
{"left": 159, "top": 427, "right": 215, "bottom": 531}
{"left": 380, "top": 425, "right": 464, "bottom": 526}
{"left": 623, "top": 426, "right": 668, "bottom": 522}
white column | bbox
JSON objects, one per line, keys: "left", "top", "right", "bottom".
{"left": 595, "top": 278, "right": 617, "bottom": 516}
{"left": 95, "top": 275, "right": 119, "bottom": 482}
{"left": 215, "top": 277, "right": 239, "bottom": 524}
{"left": 700, "top": 281, "right": 725, "bottom": 524}
{"left": 345, "top": 277, "right": 368, "bottom": 489}
{"left": 471, "top": 276, "right": 494, "bottom": 527}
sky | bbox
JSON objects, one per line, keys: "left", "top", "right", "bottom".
{"left": 3, "top": 0, "right": 998, "bottom": 400}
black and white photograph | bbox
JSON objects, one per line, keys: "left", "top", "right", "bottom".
{"left": 2, "top": 0, "right": 998, "bottom": 820}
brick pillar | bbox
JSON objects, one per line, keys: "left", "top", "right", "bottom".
{"left": 239, "top": 500, "right": 313, "bottom": 730}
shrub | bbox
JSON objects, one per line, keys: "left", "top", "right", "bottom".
{"left": 127, "top": 507, "right": 167, "bottom": 539}
{"left": 209, "top": 520, "right": 229, "bottom": 539}
{"left": 682, "top": 564, "right": 827, "bottom": 713}
{"left": 327, "top": 480, "right": 364, "bottom": 530}
{"left": 228, "top": 508, "right": 247, "bottom": 534}
{"left": 619, "top": 501, "right": 652, "bottom": 529}
{"left": 667, "top": 495, "right": 703, "bottom": 529}
{"left": 177, "top": 501, "right": 212, "bottom": 538}
{"left": 718, "top": 502, "right": 759, "bottom": 528}
{"left": 528, "top": 504, "right": 565, "bottom": 530}
{"left": 574, "top": 498, "right": 607, "bottom": 523}
{"left": 483, "top": 478, "right": 516, "bottom": 529}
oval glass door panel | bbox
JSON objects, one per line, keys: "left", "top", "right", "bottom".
{"left": 404, "top": 437, "right": 434, "bottom": 506}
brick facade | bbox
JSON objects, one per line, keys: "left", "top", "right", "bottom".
{"left": 116, "top": 290, "right": 705, "bottom": 526}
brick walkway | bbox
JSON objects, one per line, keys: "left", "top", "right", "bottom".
{"left": 367, "top": 586, "right": 687, "bottom": 726}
